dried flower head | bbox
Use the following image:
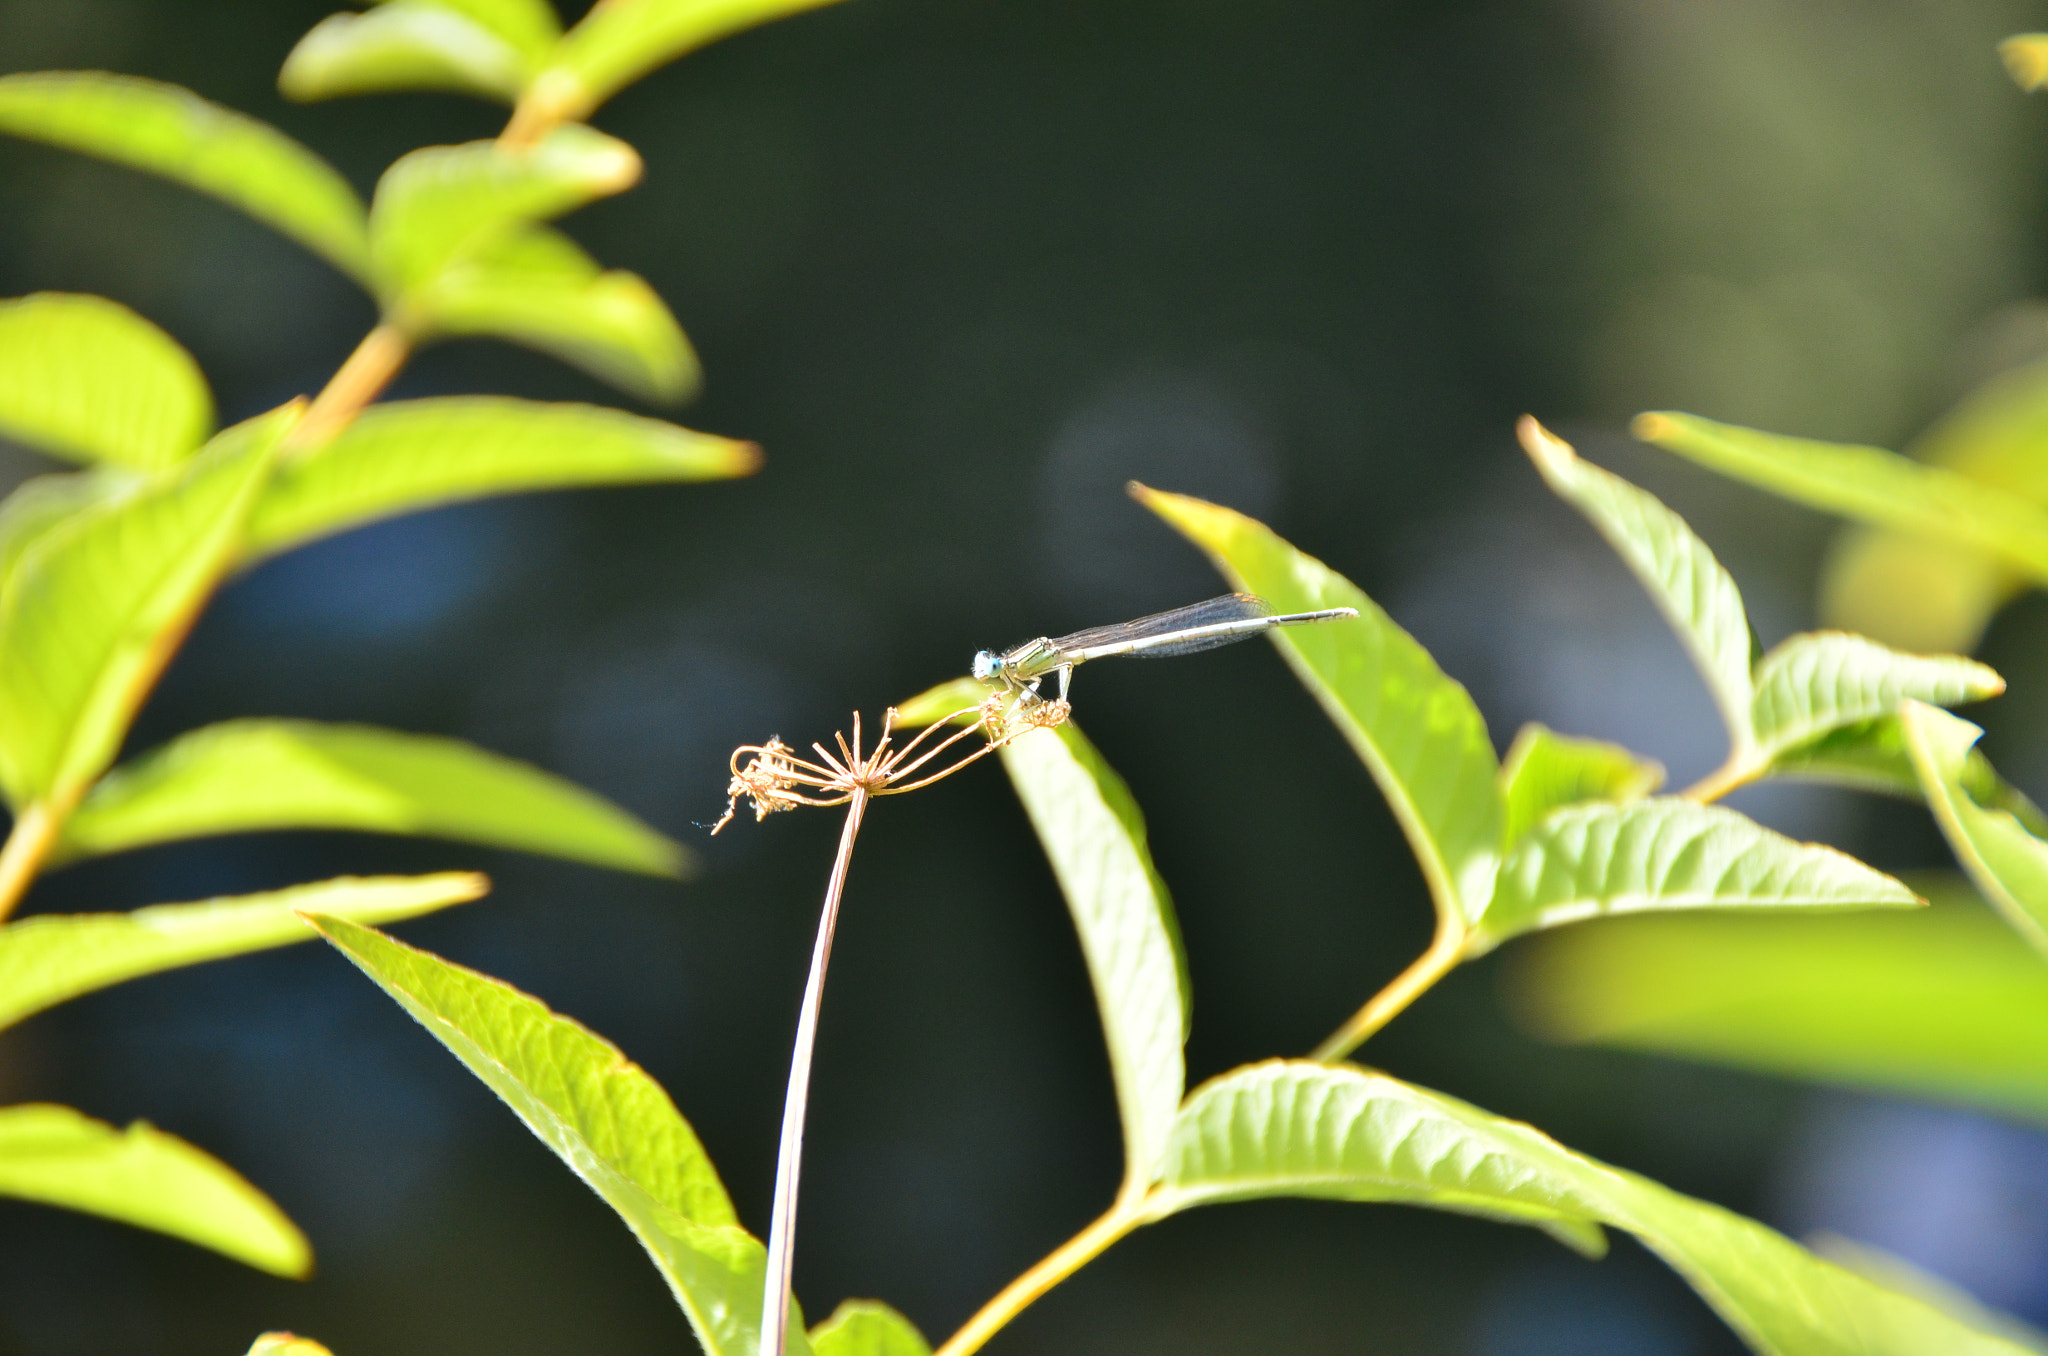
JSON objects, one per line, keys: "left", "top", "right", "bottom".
{"left": 711, "top": 693, "right": 1067, "bottom": 833}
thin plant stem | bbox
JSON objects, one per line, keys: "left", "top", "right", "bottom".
{"left": 1310, "top": 911, "right": 1467, "bottom": 1063}
{"left": 934, "top": 1199, "right": 1145, "bottom": 1356}
{"left": 759, "top": 787, "right": 870, "bottom": 1356}
{"left": 287, "top": 324, "right": 411, "bottom": 454}
{"left": 0, "top": 801, "right": 58, "bottom": 925}
{"left": 1679, "top": 750, "right": 1756, "bottom": 804}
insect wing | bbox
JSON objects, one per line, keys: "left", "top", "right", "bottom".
{"left": 1048, "top": 593, "right": 1275, "bottom": 658}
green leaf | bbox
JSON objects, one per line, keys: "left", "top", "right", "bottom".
{"left": 280, "top": 5, "right": 531, "bottom": 103}
{"left": 2003, "top": 35, "right": 2048, "bottom": 92}
{"left": 530, "top": 0, "right": 847, "bottom": 123}
{"left": 1752, "top": 632, "right": 2003, "bottom": 762}
{"left": 404, "top": 0, "right": 562, "bottom": 60}
{"left": 1634, "top": 411, "right": 2048, "bottom": 585}
{"left": 369, "top": 125, "right": 639, "bottom": 300}
{"left": 307, "top": 915, "right": 809, "bottom": 1356}
{"left": 892, "top": 677, "right": 990, "bottom": 729}
{"left": 0, "top": 73, "right": 371, "bottom": 281}
{"left": 1520, "top": 418, "right": 1756, "bottom": 755}
{"left": 242, "top": 397, "right": 754, "bottom": 560}
{"left": 0, "top": 294, "right": 212, "bottom": 470}
{"left": 60, "top": 719, "right": 685, "bottom": 877}
{"left": 1476, "top": 798, "right": 1920, "bottom": 949}
{"left": 1134, "top": 484, "right": 1502, "bottom": 926}
{"left": 0, "top": 470, "right": 139, "bottom": 591}
{"left": 1813, "top": 1234, "right": 2048, "bottom": 1354}
{"left": 809, "top": 1302, "right": 931, "bottom": 1356}
{"left": 1145, "top": 1061, "right": 2034, "bottom": 1356}
{"left": 1498, "top": 723, "right": 1664, "bottom": 852}
{"left": 0, "top": 405, "right": 286, "bottom": 805}
{"left": 1001, "top": 722, "right": 1189, "bottom": 1188}
{"left": 1506, "top": 886, "right": 2048, "bottom": 1123}
{"left": 0, "top": 872, "right": 485, "bottom": 1035}
{"left": 0, "top": 1103, "right": 309, "bottom": 1276}
{"left": 408, "top": 226, "right": 698, "bottom": 403}
{"left": 1901, "top": 701, "right": 2048, "bottom": 953}
{"left": 1768, "top": 715, "right": 2048, "bottom": 837}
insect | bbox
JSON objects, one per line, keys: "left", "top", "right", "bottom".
{"left": 971, "top": 592, "right": 1358, "bottom": 702}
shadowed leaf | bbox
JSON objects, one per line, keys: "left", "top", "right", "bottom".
{"left": 1902, "top": 701, "right": 2048, "bottom": 953}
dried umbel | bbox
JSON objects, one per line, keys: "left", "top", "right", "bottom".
{"left": 711, "top": 693, "right": 1068, "bottom": 834}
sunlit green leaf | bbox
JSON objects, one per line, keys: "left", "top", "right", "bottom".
{"left": 529, "top": 0, "right": 847, "bottom": 124}
{"left": 1814, "top": 1234, "right": 2048, "bottom": 1353}
{"left": 1521, "top": 418, "right": 1756, "bottom": 754}
{"left": 0, "top": 406, "right": 286, "bottom": 805}
{"left": 1901, "top": 701, "right": 2048, "bottom": 953}
{"left": 1498, "top": 723, "right": 1664, "bottom": 852}
{"left": 2002, "top": 34, "right": 2048, "bottom": 91}
{"left": 893, "top": 677, "right": 990, "bottom": 729}
{"left": 409, "top": 226, "right": 698, "bottom": 403}
{"left": 1768, "top": 715, "right": 2048, "bottom": 837}
{"left": 1145, "top": 1061, "right": 2033, "bottom": 1355}
{"left": 1751, "top": 632, "right": 2002, "bottom": 761}
{"left": 1634, "top": 411, "right": 2048, "bottom": 585}
{"left": 0, "top": 470, "right": 138, "bottom": 593}
{"left": 308, "top": 916, "right": 810, "bottom": 1355}
{"left": 369, "top": 125, "right": 639, "bottom": 300}
{"left": 0, "top": 294, "right": 212, "bottom": 470}
{"left": 242, "top": 396, "right": 754, "bottom": 559}
{"left": 1002, "top": 722, "right": 1188, "bottom": 1187}
{"left": 0, "top": 1103, "right": 308, "bottom": 1276}
{"left": 1134, "top": 484, "right": 1502, "bottom": 926}
{"left": 281, "top": 5, "right": 530, "bottom": 103}
{"left": 1476, "top": 798, "right": 1919, "bottom": 949}
{"left": 0, "top": 872, "right": 485, "bottom": 1035}
{"left": 0, "top": 73, "right": 370, "bottom": 281}
{"left": 1506, "top": 886, "right": 2048, "bottom": 1123}
{"left": 246, "top": 1335, "right": 334, "bottom": 1356}
{"left": 809, "top": 1302, "right": 931, "bottom": 1356}
{"left": 409, "top": 0, "right": 561, "bottom": 59}
{"left": 60, "top": 719, "right": 683, "bottom": 875}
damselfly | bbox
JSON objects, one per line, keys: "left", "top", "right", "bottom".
{"left": 971, "top": 593, "right": 1357, "bottom": 702}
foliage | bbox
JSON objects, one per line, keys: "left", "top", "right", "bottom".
{"left": 1, "top": 4, "right": 2040, "bottom": 1355}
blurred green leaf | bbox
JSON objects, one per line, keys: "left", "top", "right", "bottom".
{"left": 1521, "top": 419, "right": 1756, "bottom": 754}
{"left": 1134, "top": 483, "right": 1502, "bottom": 926}
{"left": 893, "top": 676, "right": 989, "bottom": 729}
{"left": 308, "top": 916, "right": 809, "bottom": 1355}
{"left": 369, "top": 125, "right": 639, "bottom": 299}
{"left": 0, "top": 470, "right": 138, "bottom": 591}
{"left": 246, "top": 1335, "right": 335, "bottom": 1356}
{"left": 0, "top": 73, "right": 370, "bottom": 281}
{"left": 1751, "top": 632, "right": 2002, "bottom": 760}
{"left": 1498, "top": 723, "right": 1664, "bottom": 852}
{"left": 409, "top": 0, "right": 562, "bottom": 59}
{"left": 1477, "top": 799, "right": 1919, "bottom": 948}
{"left": 1813, "top": 1234, "right": 2048, "bottom": 1354}
{"left": 1767, "top": 715, "right": 2048, "bottom": 836}
{"left": 242, "top": 397, "right": 754, "bottom": 559}
{"left": 1146, "top": 1061, "right": 2034, "bottom": 1355}
{"left": 0, "top": 294, "right": 212, "bottom": 470}
{"left": 0, "top": 407, "right": 285, "bottom": 806}
{"left": 1002, "top": 722, "right": 1188, "bottom": 1187}
{"left": 1634, "top": 411, "right": 2048, "bottom": 584}
{"left": 2002, "top": 34, "right": 2048, "bottom": 91}
{"left": 809, "top": 1302, "right": 931, "bottom": 1356}
{"left": 281, "top": 5, "right": 531, "bottom": 103}
{"left": 410, "top": 226, "right": 698, "bottom": 403}
{"left": 0, "top": 1103, "right": 308, "bottom": 1276}
{"left": 1818, "top": 525, "right": 2015, "bottom": 656}
{"left": 0, "top": 872, "right": 484, "bottom": 1035}
{"left": 1901, "top": 701, "right": 2048, "bottom": 953}
{"left": 531, "top": 0, "right": 847, "bottom": 123}
{"left": 60, "top": 719, "right": 685, "bottom": 876}
{"left": 1474, "top": 802, "right": 1916, "bottom": 950}
{"left": 1506, "top": 886, "right": 2048, "bottom": 1122}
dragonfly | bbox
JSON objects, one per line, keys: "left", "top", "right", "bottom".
{"left": 971, "top": 592, "right": 1358, "bottom": 703}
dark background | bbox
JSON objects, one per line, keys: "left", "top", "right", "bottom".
{"left": 3, "top": 1, "right": 2048, "bottom": 1352}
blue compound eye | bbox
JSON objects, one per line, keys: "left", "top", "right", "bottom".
{"left": 971, "top": 650, "right": 1000, "bottom": 681}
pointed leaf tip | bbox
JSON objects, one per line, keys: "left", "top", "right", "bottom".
{"left": 1517, "top": 415, "right": 1575, "bottom": 471}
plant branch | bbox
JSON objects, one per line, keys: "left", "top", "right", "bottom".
{"left": 0, "top": 800, "right": 58, "bottom": 925}
{"left": 759, "top": 788, "right": 870, "bottom": 1356}
{"left": 1311, "top": 911, "right": 1467, "bottom": 1063}
{"left": 934, "top": 1198, "right": 1146, "bottom": 1356}
{"left": 1679, "top": 751, "right": 1758, "bottom": 804}
{"left": 286, "top": 324, "right": 411, "bottom": 455}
